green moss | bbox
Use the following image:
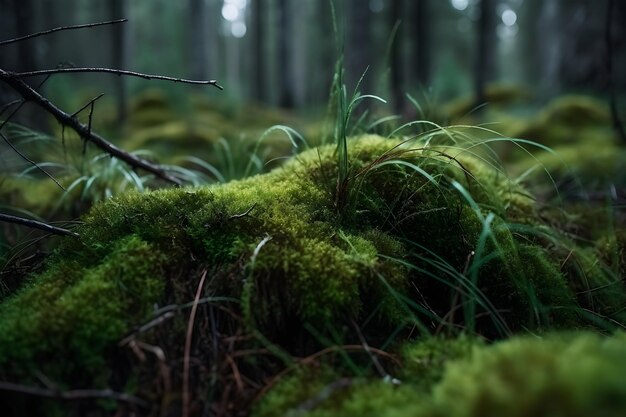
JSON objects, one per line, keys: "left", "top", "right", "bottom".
{"left": 561, "top": 246, "right": 626, "bottom": 321}
{"left": 432, "top": 332, "right": 626, "bottom": 417}
{"left": 0, "top": 135, "right": 603, "bottom": 415}
{"left": 253, "top": 332, "right": 626, "bottom": 417}
{"left": 0, "top": 235, "right": 165, "bottom": 381}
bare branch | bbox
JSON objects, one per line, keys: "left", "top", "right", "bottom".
{"left": 0, "top": 380, "right": 149, "bottom": 408}
{"left": 15, "top": 68, "right": 223, "bottom": 89}
{"left": 0, "top": 19, "right": 128, "bottom": 46}
{"left": 0, "top": 69, "right": 183, "bottom": 185}
{"left": 0, "top": 213, "right": 78, "bottom": 237}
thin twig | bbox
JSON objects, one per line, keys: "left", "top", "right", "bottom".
{"left": 351, "top": 319, "right": 390, "bottom": 379}
{"left": 229, "top": 203, "right": 257, "bottom": 220}
{"left": 15, "top": 68, "right": 223, "bottom": 89}
{"left": 0, "top": 380, "right": 149, "bottom": 408}
{"left": 0, "top": 99, "right": 22, "bottom": 117}
{"left": 70, "top": 93, "right": 105, "bottom": 118}
{"left": 182, "top": 269, "right": 208, "bottom": 417}
{"left": 0, "top": 68, "right": 183, "bottom": 185}
{"left": 0, "top": 213, "right": 78, "bottom": 237}
{"left": 0, "top": 131, "right": 66, "bottom": 190}
{"left": 0, "top": 19, "right": 128, "bottom": 46}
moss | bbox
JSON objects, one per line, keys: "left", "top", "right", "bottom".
{"left": 432, "top": 332, "right": 626, "bottom": 417}
{"left": 0, "top": 235, "right": 165, "bottom": 382}
{"left": 445, "top": 84, "right": 532, "bottom": 122}
{"left": 596, "top": 230, "right": 626, "bottom": 281}
{"left": 561, "top": 246, "right": 626, "bottom": 321}
{"left": 0, "top": 135, "right": 599, "bottom": 415}
{"left": 253, "top": 332, "right": 626, "bottom": 417}
{"left": 400, "top": 335, "right": 479, "bottom": 387}
{"left": 515, "top": 142, "right": 626, "bottom": 195}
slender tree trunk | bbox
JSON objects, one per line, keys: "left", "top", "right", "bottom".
{"left": 605, "top": 0, "right": 626, "bottom": 144}
{"left": 110, "top": 0, "right": 130, "bottom": 126}
{"left": 413, "top": 0, "right": 430, "bottom": 89}
{"left": 252, "top": 0, "right": 266, "bottom": 103}
{"left": 538, "top": 0, "right": 561, "bottom": 99}
{"left": 346, "top": 0, "right": 372, "bottom": 93}
{"left": 11, "top": 0, "right": 47, "bottom": 130}
{"left": 389, "top": 0, "right": 404, "bottom": 114}
{"left": 189, "top": 0, "right": 208, "bottom": 81}
{"left": 206, "top": 0, "right": 220, "bottom": 78}
{"left": 277, "top": 0, "right": 294, "bottom": 108}
{"left": 474, "top": 0, "right": 496, "bottom": 107}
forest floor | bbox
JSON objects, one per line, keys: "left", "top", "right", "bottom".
{"left": 0, "top": 87, "right": 625, "bottom": 417}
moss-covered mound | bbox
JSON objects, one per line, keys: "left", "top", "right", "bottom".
{"left": 0, "top": 136, "right": 622, "bottom": 415}
{"left": 253, "top": 332, "right": 626, "bottom": 417}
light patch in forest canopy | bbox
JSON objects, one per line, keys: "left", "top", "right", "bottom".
{"left": 451, "top": 0, "right": 469, "bottom": 11}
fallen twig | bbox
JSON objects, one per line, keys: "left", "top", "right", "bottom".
{"left": 0, "top": 213, "right": 78, "bottom": 237}
{"left": 0, "top": 380, "right": 149, "bottom": 408}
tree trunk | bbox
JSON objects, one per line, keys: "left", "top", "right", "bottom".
{"left": 389, "top": 0, "right": 404, "bottom": 113}
{"left": 189, "top": 0, "right": 208, "bottom": 81}
{"left": 413, "top": 0, "right": 430, "bottom": 89}
{"left": 346, "top": 0, "right": 372, "bottom": 93}
{"left": 474, "top": 0, "right": 496, "bottom": 107}
{"left": 252, "top": 0, "right": 266, "bottom": 103}
{"left": 277, "top": 0, "right": 294, "bottom": 108}
{"left": 10, "top": 0, "right": 47, "bottom": 130}
{"left": 110, "top": 0, "right": 130, "bottom": 126}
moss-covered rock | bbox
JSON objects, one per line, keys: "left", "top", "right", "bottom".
{"left": 0, "top": 135, "right": 620, "bottom": 415}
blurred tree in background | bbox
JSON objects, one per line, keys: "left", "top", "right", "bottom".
{"left": 0, "top": 0, "right": 624, "bottom": 126}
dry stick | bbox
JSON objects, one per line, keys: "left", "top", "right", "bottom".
{"left": 0, "top": 69, "right": 184, "bottom": 185}
{"left": 182, "top": 269, "right": 208, "bottom": 417}
{"left": 0, "top": 19, "right": 128, "bottom": 46}
{"left": 0, "top": 381, "right": 149, "bottom": 408}
{"left": 351, "top": 319, "right": 391, "bottom": 380}
{"left": 0, "top": 213, "right": 78, "bottom": 237}
{"left": 16, "top": 68, "right": 223, "bottom": 89}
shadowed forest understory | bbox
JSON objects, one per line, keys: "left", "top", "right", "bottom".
{"left": 1, "top": 0, "right": 626, "bottom": 416}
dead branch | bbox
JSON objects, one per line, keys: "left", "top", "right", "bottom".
{"left": 0, "top": 380, "right": 149, "bottom": 408}
{"left": 0, "top": 213, "right": 78, "bottom": 237}
{"left": 0, "top": 19, "right": 128, "bottom": 46}
{"left": 0, "top": 68, "right": 184, "bottom": 185}
{"left": 16, "top": 68, "right": 223, "bottom": 89}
